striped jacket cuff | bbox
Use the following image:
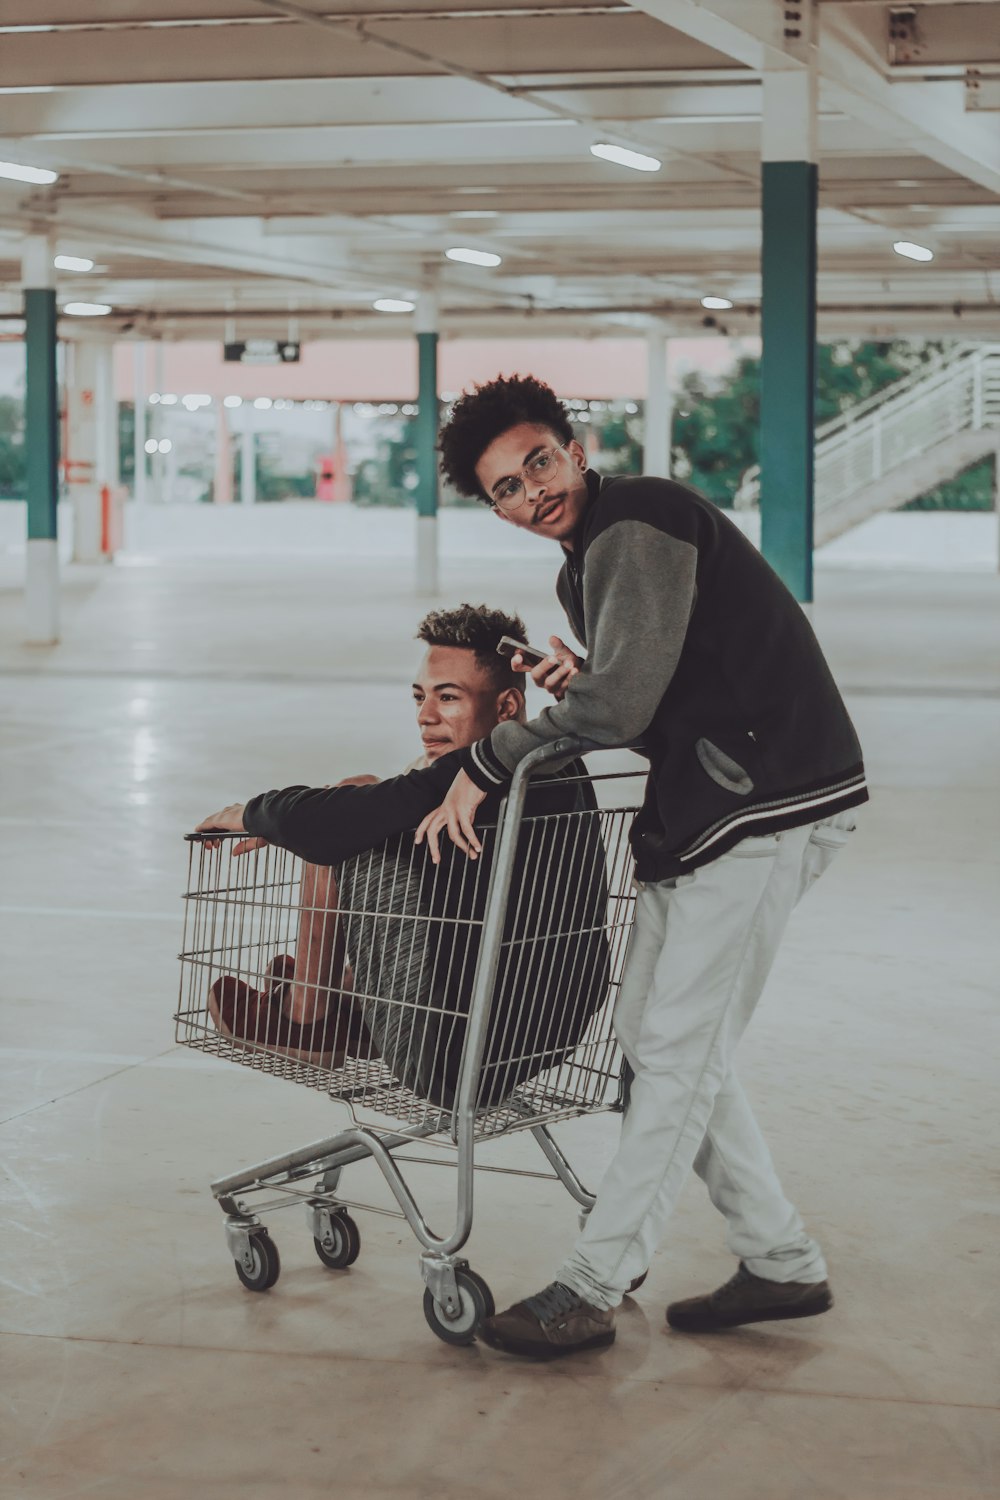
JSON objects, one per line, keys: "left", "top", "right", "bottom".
{"left": 460, "top": 737, "right": 511, "bottom": 792}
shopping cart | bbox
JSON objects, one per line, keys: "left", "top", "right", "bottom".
{"left": 175, "top": 740, "right": 644, "bottom": 1344}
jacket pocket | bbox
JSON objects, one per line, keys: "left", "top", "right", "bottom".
{"left": 695, "top": 736, "right": 754, "bottom": 797}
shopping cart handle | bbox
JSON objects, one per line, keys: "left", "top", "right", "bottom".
{"left": 513, "top": 736, "right": 645, "bottom": 777}
{"left": 550, "top": 735, "right": 645, "bottom": 758}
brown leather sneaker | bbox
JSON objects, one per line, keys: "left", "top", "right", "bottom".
{"left": 666, "top": 1262, "right": 833, "bottom": 1332}
{"left": 479, "top": 1282, "right": 616, "bottom": 1360}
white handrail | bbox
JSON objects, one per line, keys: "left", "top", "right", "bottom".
{"left": 735, "top": 345, "right": 1000, "bottom": 520}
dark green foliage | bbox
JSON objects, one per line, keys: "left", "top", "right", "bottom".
{"left": 668, "top": 338, "right": 981, "bottom": 510}
{"left": 0, "top": 393, "right": 26, "bottom": 498}
{"left": 903, "top": 456, "right": 994, "bottom": 512}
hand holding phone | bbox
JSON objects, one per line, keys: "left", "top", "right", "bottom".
{"left": 496, "top": 635, "right": 550, "bottom": 666}
{"left": 497, "top": 634, "right": 583, "bottom": 701}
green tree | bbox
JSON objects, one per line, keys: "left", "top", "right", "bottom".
{"left": 669, "top": 338, "right": 972, "bottom": 508}
{"left": 0, "top": 393, "right": 26, "bottom": 499}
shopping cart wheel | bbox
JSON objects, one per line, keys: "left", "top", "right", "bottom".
{"left": 313, "top": 1210, "right": 361, "bottom": 1270}
{"left": 234, "top": 1232, "right": 281, "bottom": 1292}
{"left": 423, "top": 1268, "right": 495, "bottom": 1347}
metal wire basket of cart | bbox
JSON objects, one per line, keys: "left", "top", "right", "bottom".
{"left": 175, "top": 740, "right": 643, "bottom": 1345}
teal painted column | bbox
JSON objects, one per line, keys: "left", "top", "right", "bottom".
{"left": 760, "top": 65, "right": 818, "bottom": 604}
{"left": 414, "top": 292, "right": 439, "bottom": 594}
{"left": 25, "top": 289, "right": 58, "bottom": 540}
{"left": 22, "top": 234, "right": 60, "bottom": 642}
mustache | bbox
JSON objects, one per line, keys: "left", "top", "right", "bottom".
{"left": 531, "top": 493, "right": 565, "bottom": 524}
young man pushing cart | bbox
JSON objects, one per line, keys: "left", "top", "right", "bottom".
{"left": 419, "top": 375, "right": 869, "bottom": 1360}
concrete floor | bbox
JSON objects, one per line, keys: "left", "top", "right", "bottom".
{"left": 2, "top": 547, "right": 999, "bottom": 1500}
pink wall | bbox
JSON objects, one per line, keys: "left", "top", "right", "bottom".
{"left": 113, "top": 335, "right": 756, "bottom": 402}
{"left": 114, "top": 337, "right": 650, "bottom": 402}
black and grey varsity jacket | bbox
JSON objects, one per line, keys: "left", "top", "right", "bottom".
{"left": 459, "top": 469, "right": 868, "bottom": 882}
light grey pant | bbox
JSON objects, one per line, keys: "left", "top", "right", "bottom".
{"left": 559, "top": 811, "right": 856, "bottom": 1311}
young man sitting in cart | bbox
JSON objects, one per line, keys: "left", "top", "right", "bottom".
{"left": 196, "top": 600, "right": 608, "bottom": 1114}
{"left": 199, "top": 603, "right": 541, "bottom": 1063}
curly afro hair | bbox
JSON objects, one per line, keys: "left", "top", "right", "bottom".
{"left": 438, "top": 373, "right": 575, "bottom": 503}
{"left": 416, "top": 602, "right": 529, "bottom": 690}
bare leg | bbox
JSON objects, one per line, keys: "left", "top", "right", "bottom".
{"left": 285, "top": 862, "right": 351, "bottom": 1023}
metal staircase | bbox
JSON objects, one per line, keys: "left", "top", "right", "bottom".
{"left": 735, "top": 344, "right": 1000, "bottom": 546}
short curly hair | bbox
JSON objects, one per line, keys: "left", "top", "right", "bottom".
{"left": 439, "top": 374, "right": 575, "bottom": 502}
{"left": 416, "top": 603, "right": 528, "bottom": 690}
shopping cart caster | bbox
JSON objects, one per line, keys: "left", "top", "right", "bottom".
{"left": 232, "top": 1230, "right": 281, "bottom": 1292}
{"left": 422, "top": 1266, "right": 495, "bottom": 1347}
{"left": 311, "top": 1208, "right": 361, "bottom": 1270}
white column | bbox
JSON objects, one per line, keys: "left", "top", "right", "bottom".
{"left": 214, "top": 402, "right": 233, "bottom": 505}
{"left": 240, "top": 418, "right": 256, "bottom": 505}
{"left": 22, "top": 233, "right": 59, "bottom": 645}
{"left": 645, "top": 323, "right": 671, "bottom": 478}
{"left": 67, "top": 340, "right": 103, "bottom": 562}
{"left": 132, "top": 341, "right": 148, "bottom": 504}
{"left": 151, "top": 341, "right": 166, "bottom": 503}
{"left": 26, "top": 543, "right": 60, "bottom": 643}
{"left": 94, "top": 340, "right": 116, "bottom": 494}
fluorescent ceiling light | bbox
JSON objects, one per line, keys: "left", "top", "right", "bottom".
{"left": 373, "top": 298, "right": 415, "bottom": 313}
{"left": 446, "top": 247, "right": 502, "bottom": 267}
{"left": 590, "top": 143, "right": 661, "bottom": 173}
{"left": 54, "top": 254, "right": 95, "bottom": 272}
{"left": 223, "top": 395, "right": 243, "bottom": 408}
{"left": 701, "top": 296, "right": 733, "bottom": 310}
{"left": 0, "top": 158, "right": 58, "bottom": 185}
{"left": 63, "top": 301, "right": 111, "bottom": 316}
{"left": 893, "top": 240, "right": 934, "bottom": 262}
{"left": 451, "top": 210, "right": 498, "bottom": 219}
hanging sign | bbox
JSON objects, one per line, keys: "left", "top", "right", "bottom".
{"left": 223, "top": 339, "right": 300, "bottom": 365}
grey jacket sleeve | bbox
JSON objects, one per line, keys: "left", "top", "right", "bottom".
{"left": 461, "top": 520, "right": 697, "bottom": 787}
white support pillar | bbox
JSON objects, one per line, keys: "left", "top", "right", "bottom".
{"left": 645, "top": 323, "right": 671, "bottom": 478}
{"left": 132, "top": 341, "right": 148, "bottom": 505}
{"left": 151, "top": 341, "right": 166, "bottom": 503}
{"left": 214, "top": 402, "right": 233, "bottom": 505}
{"left": 67, "top": 340, "right": 102, "bottom": 562}
{"left": 94, "top": 340, "right": 116, "bottom": 495}
{"left": 240, "top": 418, "right": 256, "bottom": 505}
{"left": 22, "top": 233, "right": 59, "bottom": 645}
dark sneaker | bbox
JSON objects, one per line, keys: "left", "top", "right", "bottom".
{"left": 479, "top": 1282, "right": 616, "bottom": 1360}
{"left": 207, "top": 972, "right": 336, "bottom": 1065}
{"left": 626, "top": 1270, "right": 648, "bottom": 1295}
{"left": 666, "top": 1262, "right": 833, "bottom": 1332}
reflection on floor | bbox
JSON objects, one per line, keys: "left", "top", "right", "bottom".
{"left": 2, "top": 554, "right": 998, "bottom": 1500}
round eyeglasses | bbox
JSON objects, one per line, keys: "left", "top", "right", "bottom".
{"left": 490, "top": 445, "right": 565, "bottom": 512}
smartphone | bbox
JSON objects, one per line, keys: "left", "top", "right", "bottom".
{"left": 496, "top": 635, "right": 551, "bottom": 667}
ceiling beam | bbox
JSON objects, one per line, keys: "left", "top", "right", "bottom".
{"left": 819, "top": 15, "right": 1000, "bottom": 195}
{"left": 626, "top": 1, "right": 797, "bottom": 73}
{"left": 630, "top": 1, "right": 1000, "bottom": 194}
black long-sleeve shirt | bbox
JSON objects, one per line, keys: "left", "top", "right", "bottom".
{"left": 242, "top": 748, "right": 485, "bottom": 865}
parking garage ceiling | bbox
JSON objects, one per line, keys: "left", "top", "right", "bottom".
{"left": 0, "top": 1, "right": 998, "bottom": 340}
